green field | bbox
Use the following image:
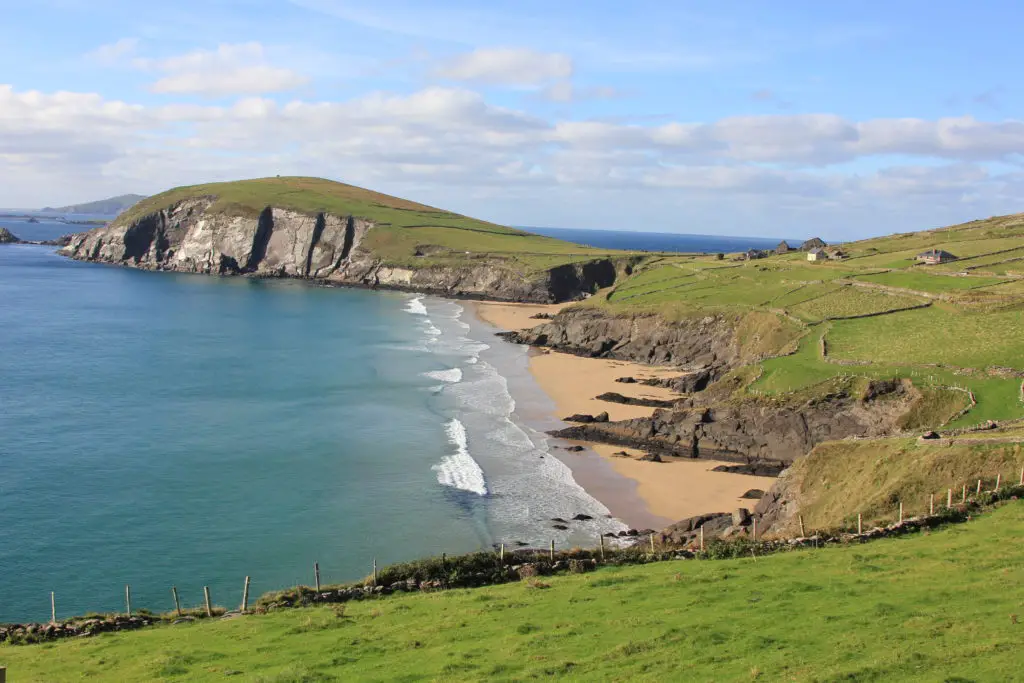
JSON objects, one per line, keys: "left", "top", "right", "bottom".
{"left": 854, "top": 269, "right": 1008, "bottom": 293}
{"left": 4, "top": 502, "right": 1022, "bottom": 682}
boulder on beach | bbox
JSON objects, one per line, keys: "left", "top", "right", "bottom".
{"left": 638, "top": 452, "right": 663, "bottom": 463}
{"left": 740, "top": 489, "right": 765, "bottom": 500}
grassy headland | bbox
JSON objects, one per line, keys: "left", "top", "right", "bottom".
{"left": 3, "top": 501, "right": 1022, "bottom": 681}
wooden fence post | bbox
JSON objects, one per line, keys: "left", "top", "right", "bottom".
{"left": 929, "top": 494, "right": 934, "bottom": 516}
{"left": 549, "top": 540, "right": 555, "bottom": 563}
{"left": 241, "top": 576, "right": 250, "bottom": 612}
{"left": 994, "top": 473, "right": 1001, "bottom": 492}
{"left": 977, "top": 479, "right": 982, "bottom": 495}
{"left": 599, "top": 534, "right": 606, "bottom": 562}
{"left": 172, "top": 586, "right": 182, "bottom": 616}
{"left": 1019, "top": 466, "right": 1024, "bottom": 487}
{"left": 372, "top": 559, "right": 377, "bottom": 587}
{"left": 499, "top": 543, "right": 505, "bottom": 566}
{"left": 125, "top": 584, "right": 132, "bottom": 617}
{"left": 798, "top": 515, "right": 806, "bottom": 537}
{"left": 314, "top": 562, "right": 321, "bottom": 592}
{"left": 857, "top": 513, "right": 862, "bottom": 535}
{"left": 51, "top": 591, "right": 56, "bottom": 624}
{"left": 649, "top": 532, "right": 656, "bottom": 552}
{"left": 699, "top": 525, "right": 705, "bottom": 552}
{"left": 0, "top": 665, "right": 5, "bottom": 683}
{"left": 962, "top": 484, "right": 967, "bottom": 503}
{"left": 947, "top": 488, "right": 952, "bottom": 509}
{"left": 203, "top": 586, "right": 212, "bottom": 617}
{"left": 898, "top": 502, "right": 903, "bottom": 524}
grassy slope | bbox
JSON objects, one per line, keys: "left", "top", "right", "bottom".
{"left": 116, "top": 177, "right": 626, "bottom": 272}
{"left": 589, "top": 212, "right": 1024, "bottom": 427}
{"left": 4, "top": 502, "right": 1022, "bottom": 682}
{"left": 778, "top": 437, "right": 1024, "bottom": 532}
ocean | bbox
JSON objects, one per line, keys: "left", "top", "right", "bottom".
{"left": 0, "top": 218, "right": 777, "bottom": 623}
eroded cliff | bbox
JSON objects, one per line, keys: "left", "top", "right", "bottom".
{"left": 60, "top": 198, "right": 619, "bottom": 302}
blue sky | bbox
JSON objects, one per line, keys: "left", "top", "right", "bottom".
{"left": 2, "top": 0, "right": 1023, "bottom": 239}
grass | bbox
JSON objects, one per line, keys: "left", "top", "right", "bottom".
{"left": 114, "top": 176, "right": 633, "bottom": 271}
{"left": 3, "top": 502, "right": 1023, "bottom": 681}
{"left": 854, "top": 270, "right": 1008, "bottom": 293}
{"left": 780, "top": 438, "right": 1024, "bottom": 531}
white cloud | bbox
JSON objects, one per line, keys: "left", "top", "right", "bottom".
{"left": 2, "top": 82, "right": 1024, "bottom": 237}
{"left": 147, "top": 43, "right": 309, "bottom": 97}
{"left": 86, "top": 38, "right": 140, "bottom": 66}
{"left": 434, "top": 48, "right": 572, "bottom": 85}
{"left": 538, "top": 81, "right": 621, "bottom": 103}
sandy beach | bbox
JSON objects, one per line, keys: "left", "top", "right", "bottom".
{"left": 474, "top": 300, "right": 775, "bottom": 526}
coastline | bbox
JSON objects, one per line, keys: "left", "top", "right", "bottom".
{"left": 473, "top": 301, "right": 775, "bottom": 526}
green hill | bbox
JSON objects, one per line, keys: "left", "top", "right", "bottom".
{"left": 42, "top": 194, "right": 146, "bottom": 215}
{"left": 3, "top": 502, "right": 1022, "bottom": 681}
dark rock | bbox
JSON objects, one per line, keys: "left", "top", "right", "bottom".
{"left": 572, "top": 514, "right": 593, "bottom": 521}
{"left": 920, "top": 431, "right": 940, "bottom": 440}
{"left": 615, "top": 376, "right": 637, "bottom": 383}
{"left": 563, "top": 413, "right": 597, "bottom": 423}
{"left": 551, "top": 517, "right": 568, "bottom": 524}
{"left": 731, "top": 508, "right": 752, "bottom": 527}
{"left": 740, "top": 489, "right": 765, "bottom": 500}
{"left": 712, "top": 463, "right": 786, "bottom": 476}
{"left": 661, "top": 512, "right": 732, "bottom": 545}
{"left": 0, "top": 227, "right": 23, "bottom": 244}
{"left": 530, "top": 312, "right": 554, "bottom": 319}
{"left": 552, "top": 524, "right": 569, "bottom": 530}
{"left": 638, "top": 452, "right": 663, "bottom": 463}
{"left": 562, "top": 445, "right": 585, "bottom": 452}
{"left": 612, "top": 450, "right": 631, "bottom": 458}
{"left": 595, "top": 392, "right": 675, "bottom": 408}
{"left": 594, "top": 411, "right": 609, "bottom": 423}
{"left": 626, "top": 528, "right": 639, "bottom": 536}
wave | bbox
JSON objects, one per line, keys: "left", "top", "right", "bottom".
{"left": 433, "top": 419, "right": 488, "bottom": 496}
{"left": 423, "top": 368, "right": 463, "bottom": 383}
{"left": 423, "top": 322, "right": 442, "bottom": 336}
{"left": 404, "top": 295, "right": 428, "bottom": 316}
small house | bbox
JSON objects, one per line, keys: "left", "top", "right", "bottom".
{"left": 807, "top": 247, "right": 826, "bottom": 262}
{"left": 745, "top": 249, "right": 766, "bottom": 260}
{"left": 916, "top": 249, "right": 957, "bottom": 265}
{"left": 828, "top": 249, "right": 846, "bottom": 261}
{"left": 801, "top": 237, "right": 827, "bottom": 251}
{"left": 775, "top": 240, "right": 792, "bottom": 254}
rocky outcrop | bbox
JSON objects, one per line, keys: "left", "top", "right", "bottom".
{"left": 60, "top": 198, "right": 619, "bottom": 302}
{"left": 550, "top": 380, "right": 917, "bottom": 474}
{"left": 503, "top": 307, "right": 739, "bottom": 367}
{"left": 0, "top": 227, "right": 22, "bottom": 243}
{"left": 595, "top": 392, "right": 677, "bottom": 408}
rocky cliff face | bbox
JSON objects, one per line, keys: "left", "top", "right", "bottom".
{"left": 504, "top": 307, "right": 739, "bottom": 367}
{"left": 551, "top": 381, "right": 917, "bottom": 475}
{"left": 60, "top": 198, "right": 618, "bottom": 302}
{"left": 0, "top": 227, "right": 22, "bottom": 244}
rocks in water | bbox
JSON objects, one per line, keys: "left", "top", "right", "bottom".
{"left": 612, "top": 450, "right": 631, "bottom": 458}
{"left": 638, "top": 452, "right": 663, "bottom": 463}
{"left": 552, "top": 524, "right": 569, "bottom": 530}
{"left": 0, "top": 227, "right": 23, "bottom": 244}
{"left": 572, "top": 514, "right": 593, "bottom": 521}
{"left": 740, "top": 489, "right": 765, "bottom": 500}
{"left": 561, "top": 445, "right": 585, "bottom": 452}
{"left": 563, "top": 413, "right": 598, "bottom": 423}
{"left": 615, "top": 376, "right": 637, "bottom": 383}
{"left": 551, "top": 518, "right": 568, "bottom": 524}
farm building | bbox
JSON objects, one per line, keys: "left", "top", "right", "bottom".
{"left": 745, "top": 249, "right": 766, "bottom": 260}
{"left": 776, "top": 240, "right": 792, "bottom": 254}
{"left": 801, "top": 237, "right": 827, "bottom": 251}
{"left": 916, "top": 249, "right": 958, "bottom": 265}
{"left": 829, "top": 249, "right": 847, "bottom": 260}
{"left": 807, "top": 247, "right": 826, "bottom": 262}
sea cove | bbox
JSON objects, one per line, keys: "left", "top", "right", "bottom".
{"left": 0, "top": 240, "right": 624, "bottom": 623}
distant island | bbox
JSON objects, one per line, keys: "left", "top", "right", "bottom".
{"left": 41, "top": 193, "right": 146, "bottom": 216}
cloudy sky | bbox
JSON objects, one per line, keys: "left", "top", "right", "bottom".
{"left": 2, "top": 1, "right": 1023, "bottom": 239}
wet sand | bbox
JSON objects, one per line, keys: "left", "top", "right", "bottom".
{"left": 474, "top": 300, "right": 775, "bottom": 525}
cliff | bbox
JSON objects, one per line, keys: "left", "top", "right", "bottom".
{"left": 59, "top": 180, "right": 628, "bottom": 303}
{"left": 0, "top": 227, "right": 22, "bottom": 244}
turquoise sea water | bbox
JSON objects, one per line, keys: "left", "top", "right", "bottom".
{"left": 1, "top": 219, "right": 624, "bottom": 622}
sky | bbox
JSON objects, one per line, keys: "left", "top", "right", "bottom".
{"left": 1, "top": 1, "right": 1023, "bottom": 239}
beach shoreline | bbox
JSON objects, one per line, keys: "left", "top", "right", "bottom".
{"left": 472, "top": 301, "right": 775, "bottom": 527}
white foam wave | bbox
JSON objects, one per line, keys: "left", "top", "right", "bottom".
{"left": 423, "top": 322, "right": 442, "bottom": 336}
{"left": 423, "top": 368, "right": 463, "bottom": 383}
{"left": 433, "top": 419, "right": 488, "bottom": 495}
{"left": 404, "top": 295, "right": 428, "bottom": 315}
